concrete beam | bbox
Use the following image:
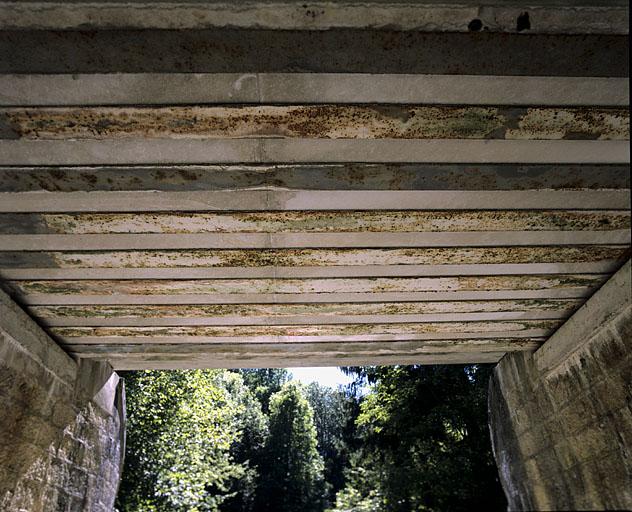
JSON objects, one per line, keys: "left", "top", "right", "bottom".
{"left": 1, "top": 188, "right": 629, "bottom": 212}
{"left": 0, "top": 140, "right": 629, "bottom": 167}
{"left": 2, "top": 274, "right": 608, "bottom": 305}
{"left": 1, "top": 246, "right": 627, "bottom": 280}
{"left": 1, "top": 262, "right": 626, "bottom": 280}
{"left": 1, "top": 30, "right": 627, "bottom": 76}
{"left": 0, "top": 1, "right": 627, "bottom": 33}
{"left": 2, "top": 211, "right": 627, "bottom": 235}
{"left": 1, "top": 231, "right": 628, "bottom": 251}
{"left": 0, "top": 165, "right": 629, "bottom": 193}
{"left": 29, "top": 300, "right": 580, "bottom": 327}
{"left": 52, "top": 321, "right": 558, "bottom": 343}
{"left": 0, "top": 74, "right": 628, "bottom": 106}
{"left": 2, "top": 105, "right": 627, "bottom": 141}
{"left": 73, "top": 344, "right": 512, "bottom": 370}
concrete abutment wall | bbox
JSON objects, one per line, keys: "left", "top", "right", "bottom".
{"left": 0, "top": 288, "right": 125, "bottom": 511}
{"left": 489, "top": 260, "right": 632, "bottom": 510}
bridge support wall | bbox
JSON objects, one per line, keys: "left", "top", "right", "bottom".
{"left": 489, "top": 260, "right": 631, "bottom": 510}
{"left": 0, "top": 288, "right": 125, "bottom": 511}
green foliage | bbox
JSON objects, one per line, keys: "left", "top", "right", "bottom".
{"left": 236, "top": 368, "right": 290, "bottom": 413}
{"left": 222, "top": 377, "right": 268, "bottom": 512}
{"left": 332, "top": 365, "right": 506, "bottom": 512}
{"left": 256, "top": 382, "right": 328, "bottom": 512}
{"left": 118, "top": 366, "right": 506, "bottom": 512}
{"left": 305, "top": 383, "right": 359, "bottom": 504}
{"left": 116, "top": 370, "right": 257, "bottom": 512}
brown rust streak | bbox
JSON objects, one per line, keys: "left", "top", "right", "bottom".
{"left": 28, "top": 299, "right": 582, "bottom": 319}
{"left": 2, "top": 106, "right": 628, "bottom": 140}
{"left": 52, "top": 320, "right": 560, "bottom": 338}
{"left": 0, "top": 246, "right": 625, "bottom": 270}
{"left": 25, "top": 245, "right": 630, "bottom": 269}
{"left": 1, "top": 164, "right": 630, "bottom": 193}
{"left": 510, "top": 108, "right": 630, "bottom": 141}
{"left": 10, "top": 275, "right": 606, "bottom": 296}
{"left": 37, "top": 210, "right": 631, "bottom": 234}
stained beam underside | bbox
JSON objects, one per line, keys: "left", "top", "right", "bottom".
{"left": 0, "top": 18, "right": 629, "bottom": 369}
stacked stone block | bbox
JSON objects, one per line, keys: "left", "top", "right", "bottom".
{"left": 0, "top": 288, "right": 124, "bottom": 511}
{"left": 489, "top": 261, "right": 631, "bottom": 510}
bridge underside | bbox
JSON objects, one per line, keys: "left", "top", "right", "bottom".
{"left": 0, "top": 1, "right": 629, "bottom": 369}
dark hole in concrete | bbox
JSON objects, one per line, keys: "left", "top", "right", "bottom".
{"left": 517, "top": 12, "right": 531, "bottom": 32}
{"left": 468, "top": 19, "right": 483, "bottom": 31}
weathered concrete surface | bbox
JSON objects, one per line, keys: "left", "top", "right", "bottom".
{"left": 1, "top": 188, "right": 630, "bottom": 212}
{"left": 1, "top": 246, "right": 627, "bottom": 269}
{"left": 0, "top": 164, "right": 629, "bottom": 192}
{"left": 1, "top": 30, "right": 628, "bottom": 76}
{"left": 2, "top": 139, "right": 629, "bottom": 166}
{"left": 25, "top": 300, "right": 578, "bottom": 327}
{"left": 0, "top": 75, "right": 628, "bottom": 107}
{"left": 1, "top": 210, "right": 628, "bottom": 235}
{"left": 0, "top": 287, "right": 125, "bottom": 512}
{"left": 69, "top": 342, "right": 513, "bottom": 370}
{"left": 1, "top": 105, "right": 627, "bottom": 140}
{"left": 0, "top": 1, "right": 627, "bottom": 33}
{"left": 0, "top": 7, "right": 627, "bottom": 370}
{"left": 489, "top": 260, "right": 632, "bottom": 510}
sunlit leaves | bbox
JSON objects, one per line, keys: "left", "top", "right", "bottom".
{"left": 117, "top": 370, "right": 259, "bottom": 512}
{"left": 331, "top": 365, "right": 506, "bottom": 512}
{"left": 256, "top": 382, "right": 328, "bottom": 512}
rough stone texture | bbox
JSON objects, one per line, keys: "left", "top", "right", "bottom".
{"left": 489, "top": 260, "right": 632, "bottom": 510}
{"left": 0, "top": 287, "right": 125, "bottom": 512}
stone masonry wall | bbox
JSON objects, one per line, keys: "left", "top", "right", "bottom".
{"left": 489, "top": 260, "right": 631, "bottom": 510}
{"left": 0, "top": 288, "right": 125, "bottom": 511}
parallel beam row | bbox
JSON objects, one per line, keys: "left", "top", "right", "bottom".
{"left": 29, "top": 300, "right": 582, "bottom": 327}
{"left": 0, "top": 26, "right": 628, "bottom": 368}
{"left": 63, "top": 342, "right": 524, "bottom": 369}
{"left": 3, "top": 274, "right": 609, "bottom": 305}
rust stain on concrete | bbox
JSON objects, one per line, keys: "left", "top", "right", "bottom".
{"left": 9, "top": 275, "right": 606, "bottom": 296}
{"left": 2, "top": 106, "right": 628, "bottom": 140}
{"left": 1, "top": 246, "right": 626, "bottom": 270}
{"left": 52, "top": 319, "right": 560, "bottom": 338}
{"left": 11, "top": 245, "right": 623, "bottom": 269}
{"left": 27, "top": 210, "right": 630, "bottom": 234}
{"left": 28, "top": 299, "right": 582, "bottom": 319}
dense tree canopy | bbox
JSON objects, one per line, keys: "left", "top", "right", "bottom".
{"left": 256, "top": 382, "right": 327, "bottom": 511}
{"left": 117, "top": 365, "right": 506, "bottom": 512}
{"left": 116, "top": 370, "right": 256, "bottom": 512}
{"left": 236, "top": 368, "right": 290, "bottom": 413}
{"left": 333, "top": 365, "right": 506, "bottom": 512}
{"left": 304, "top": 383, "right": 358, "bottom": 502}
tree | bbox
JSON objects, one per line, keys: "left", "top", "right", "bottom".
{"left": 236, "top": 369, "right": 290, "bottom": 413}
{"left": 255, "top": 382, "right": 328, "bottom": 512}
{"left": 333, "top": 365, "right": 506, "bottom": 512}
{"left": 305, "top": 383, "right": 359, "bottom": 504}
{"left": 221, "top": 377, "right": 268, "bottom": 512}
{"left": 116, "top": 370, "right": 257, "bottom": 512}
